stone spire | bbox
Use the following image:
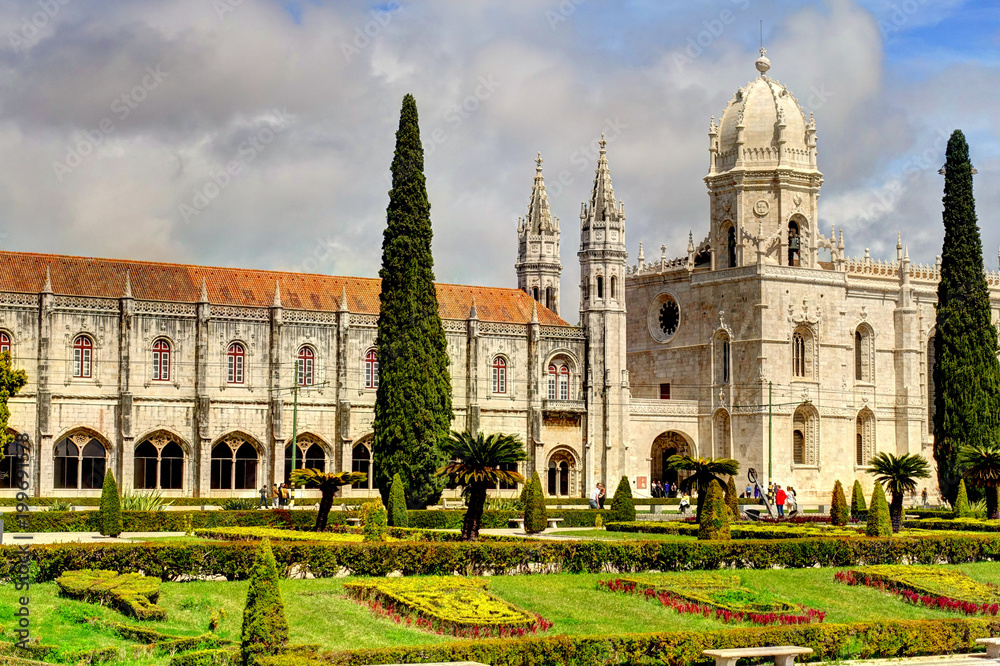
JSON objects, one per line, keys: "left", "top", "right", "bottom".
{"left": 272, "top": 281, "right": 282, "bottom": 308}
{"left": 530, "top": 299, "right": 538, "bottom": 324}
{"left": 199, "top": 277, "right": 209, "bottom": 303}
{"left": 588, "top": 134, "right": 618, "bottom": 222}
{"left": 42, "top": 266, "right": 53, "bottom": 293}
{"left": 123, "top": 270, "right": 132, "bottom": 299}
{"left": 339, "top": 285, "right": 349, "bottom": 312}
{"left": 469, "top": 296, "right": 478, "bottom": 320}
{"left": 525, "top": 152, "right": 556, "bottom": 234}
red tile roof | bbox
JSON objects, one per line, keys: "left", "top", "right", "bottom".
{"left": 0, "top": 251, "right": 571, "bottom": 327}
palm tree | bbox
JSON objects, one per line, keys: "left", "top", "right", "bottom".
{"left": 437, "top": 431, "right": 526, "bottom": 540}
{"left": 960, "top": 443, "right": 1000, "bottom": 520}
{"left": 867, "top": 452, "right": 930, "bottom": 532}
{"left": 289, "top": 469, "right": 367, "bottom": 531}
{"left": 665, "top": 455, "right": 739, "bottom": 520}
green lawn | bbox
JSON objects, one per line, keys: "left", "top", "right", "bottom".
{"left": 548, "top": 529, "right": 694, "bottom": 541}
{"left": 6, "top": 562, "right": 1000, "bottom": 665}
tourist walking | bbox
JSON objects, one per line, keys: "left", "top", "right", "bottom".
{"left": 775, "top": 485, "right": 787, "bottom": 518}
{"left": 271, "top": 484, "right": 279, "bottom": 508}
{"left": 598, "top": 483, "right": 606, "bottom": 509}
{"left": 279, "top": 483, "right": 290, "bottom": 507}
{"left": 590, "top": 482, "right": 603, "bottom": 509}
{"left": 258, "top": 484, "right": 269, "bottom": 509}
{"left": 921, "top": 488, "right": 929, "bottom": 508}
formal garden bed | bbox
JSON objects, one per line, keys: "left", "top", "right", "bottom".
{"left": 836, "top": 565, "right": 1000, "bottom": 615}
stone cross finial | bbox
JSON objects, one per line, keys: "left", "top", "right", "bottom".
{"left": 599, "top": 133, "right": 606, "bottom": 152}
{"left": 535, "top": 152, "right": 543, "bottom": 169}
{"left": 637, "top": 242, "right": 644, "bottom": 263}
{"left": 469, "top": 296, "right": 478, "bottom": 320}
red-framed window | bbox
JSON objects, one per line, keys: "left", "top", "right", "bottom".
{"left": 152, "top": 339, "right": 171, "bottom": 381}
{"left": 297, "top": 347, "right": 314, "bottom": 386}
{"left": 227, "top": 342, "right": 245, "bottom": 384}
{"left": 0, "top": 332, "right": 10, "bottom": 355}
{"left": 492, "top": 357, "right": 507, "bottom": 394}
{"left": 73, "top": 335, "right": 93, "bottom": 378}
{"left": 559, "top": 365, "right": 570, "bottom": 400}
{"left": 547, "top": 364, "right": 557, "bottom": 400}
{"left": 364, "top": 349, "right": 379, "bottom": 389}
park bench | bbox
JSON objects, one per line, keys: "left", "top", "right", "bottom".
{"left": 976, "top": 637, "right": 1000, "bottom": 658}
{"left": 509, "top": 517, "right": 525, "bottom": 529}
{"left": 547, "top": 517, "right": 563, "bottom": 529}
{"left": 702, "top": 646, "right": 812, "bottom": 666}
{"left": 346, "top": 517, "right": 362, "bottom": 526}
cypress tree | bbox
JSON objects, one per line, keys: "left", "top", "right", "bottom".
{"left": 830, "top": 480, "right": 849, "bottom": 526}
{"left": 99, "top": 470, "right": 122, "bottom": 538}
{"left": 725, "top": 475, "right": 739, "bottom": 519}
{"left": 388, "top": 473, "right": 408, "bottom": 527}
{"left": 361, "top": 499, "right": 388, "bottom": 541}
{"left": 698, "top": 480, "right": 730, "bottom": 541}
{"left": 933, "top": 130, "right": 1000, "bottom": 503}
{"left": 851, "top": 480, "right": 867, "bottom": 521}
{"left": 866, "top": 482, "right": 892, "bottom": 537}
{"left": 240, "top": 540, "right": 288, "bottom": 666}
{"left": 523, "top": 471, "right": 547, "bottom": 534}
{"left": 609, "top": 476, "right": 636, "bottom": 522}
{"left": 372, "top": 94, "right": 453, "bottom": 509}
{"left": 954, "top": 479, "right": 972, "bottom": 517}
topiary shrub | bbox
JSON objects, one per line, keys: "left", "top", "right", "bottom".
{"left": 523, "top": 471, "right": 547, "bottom": 534}
{"left": 954, "top": 479, "right": 972, "bottom": 517}
{"left": 830, "top": 480, "right": 849, "bottom": 526}
{"left": 361, "top": 500, "right": 388, "bottom": 542}
{"left": 240, "top": 540, "right": 288, "bottom": 666}
{"left": 851, "top": 480, "right": 867, "bottom": 521}
{"left": 866, "top": 482, "right": 892, "bottom": 537}
{"left": 99, "top": 471, "right": 123, "bottom": 538}
{"left": 594, "top": 514, "right": 603, "bottom": 529}
{"left": 609, "top": 476, "right": 635, "bottom": 523}
{"left": 725, "top": 475, "right": 739, "bottom": 520}
{"left": 388, "top": 474, "right": 408, "bottom": 528}
{"left": 698, "top": 479, "right": 730, "bottom": 541}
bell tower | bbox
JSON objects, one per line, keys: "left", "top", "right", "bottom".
{"left": 516, "top": 153, "right": 562, "bottom": 314}
{"left": 578, "top": 135, "right": 629, "bottom": 486}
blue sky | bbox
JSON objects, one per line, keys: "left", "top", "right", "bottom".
{"left": 0, "top": 0, "right": 997, "bottom": 310}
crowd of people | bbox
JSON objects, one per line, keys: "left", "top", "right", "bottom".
{"left": 259, "top": 483, "right": 294, "bottom": 508}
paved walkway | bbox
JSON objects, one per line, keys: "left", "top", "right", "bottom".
{"left": 842, "top": 655, "right": 991, "bottom": 666}
{"left": 1, "top": 531, "right": 187, "bottom": 545}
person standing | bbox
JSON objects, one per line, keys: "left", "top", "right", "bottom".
{"left": 598, "top": 483, "right": 607, "bottom": 509}
{"left": 258, "top": 484, "right": 269, "bottom": 509}
{"left": 271, "top": 484, "right": 279, "bottom": 508}
{"left": 590, "top": 483, "right": 602, "bottom": 509}
{"left": 775, "top": 485, "right": 787, "bottom": 518}
{"left": 279, "top": 483, "right": 289, "bottom": 507}
{"left": 921, "top": 488, "right": 929, "bottom": 508}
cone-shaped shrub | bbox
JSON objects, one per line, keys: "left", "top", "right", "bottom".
{"left": 698, "top": 479, "right": 730, "bottom": 541}
{"left": 523, "top": 470, "right": 547, "bottom": 534}
{"left": 361, "top": 500, "right": 388, "bottom": 541}
{"left": 851, "top": 480, "right": 867, "bottom": 521}
{"left": 609, "top": 476, "right": 636, "bottom": 523}
{"left": 240, "top": 540, "right": 288, "bottom": 666}
{"left": 954, "top": 479, "right": 972, "bottom": 517}
{"left": 388, "top": 473, "right": 408, "bottom": 527}
{"left": 99, "top": 470, "right": 122, "bottom": 538}
{"left": 830, "top": 480, "right": 849, "bottom": 526}
{"left": 725, "top": 475, "right": 739, "bottom": 520}
{"left": 866, "top": 482, "right": 892, "bottom": 537}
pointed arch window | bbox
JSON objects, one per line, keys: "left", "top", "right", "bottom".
{"left": 0, "top": 437, "right": 27, "bottom": 489}
{"left": 855, "top": 324, "right": 874, "bottom": 383}
{"left": 792, "top": 404, "right": 818, "bottom": 466}
{"left": 285, "top": 439, "right": 326, "bottom": 484}
{"left": 596, "top": 276, "right": 604, "bottom": 299}
{"left": 0, "top": 331, "right": 10, "bottom": 355}
{"left": 73, "top": 335, "right": 93, "bottom": 378}
{"left": 610, "top": 276, "right": 617, "bottom": 300}
{"left": 54, "top": 434, "right": 106, "bottom": 489}
{"left": 492, "top": 356, "right": 507, "bottom": 394}
{"left": 727, "top": 226, "right": 737, "bottom": 268}
{"left": 547, "top": 364, "right": 557, "bottom": 400}
{"left": 856, "top": 409, "right": 875, "bottom": 467}
{"left": 364, "top": 349, "right": 379, "bottom": 389}
{"left": 545, "top": 287, "right": 553, "bottom": 309}
{"left": 227, "top": 343, "right": 245, "bottom": 384}
{"left": 559, "top": 366, "right": 569, "bottom": 400}
{"left": 211, "top": 438, "right": 258, "bottom": 490}
{"left": 152, "top": 339, "right": 171, "bottom": 382}
{"left": 352, "top": 443, "right": 372, "bottom": 489}
{"left": 788, "top": 221, "right": 801, "bottom": 266}
{"left": 715, "top": 332, "right": 731, "bottom": 385}
{"left": 134, "top": 436, "right": 184, "bottom": 490}
{"left": 297, "top": 346, "right": 314, "bottom": 387}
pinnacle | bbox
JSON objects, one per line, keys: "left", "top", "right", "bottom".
{"left": 525, "top": 151, "right": 555, "bottom": 234}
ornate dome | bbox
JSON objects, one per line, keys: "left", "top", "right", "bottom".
{"left": 711, "top": 49, "right": 816, "bottom": 173}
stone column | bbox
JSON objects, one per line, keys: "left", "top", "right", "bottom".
{"left": 527, "top": 304, "right": 541, "bottom": 475}
{"left": 35, "top": 273, "right": 53, "bottom": 497}
{"left": 193, "top": 281, "right": 211, "bottom": 496}
{"left": 267, "top": 283, "right": 284, "bottom": 486}
{"left": 465, "top": 301, "right": 480, "bottom": 435}
{"left": 118, "top": 275, "right": 135, "bottom": 491}
{"left": 335, "top": 289, "right": 351, "bottom": 473}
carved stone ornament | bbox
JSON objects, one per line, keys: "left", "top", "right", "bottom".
{"left": 753, "top": 199, "right": 769, "bottom": 217}
{"left": 793, "top": 194, "right": 803, "bottom": 209}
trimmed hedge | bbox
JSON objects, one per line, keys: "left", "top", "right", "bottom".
{"left": 909, "top": 518, "right": 1000, "bottom": 532}
{"left": 4, "top": 509, "right": 321, "bottom": 533}
{"left": 257, "top": 618, "right": 1000, "bottom": 666}
{"left": 56, "top": 569, "right": 165, "bottom": 620}
{"left": 408, "top": 508, "right": 610, "bottom": 530}
{"left": 606, "top": 521, "right": 862, "bottom": 540}
{"left": 8, "top": 533, "right": 1000, "bottom": 581}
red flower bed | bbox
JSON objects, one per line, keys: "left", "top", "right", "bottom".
{"left": 598, "top": 579, "right": 825, "bottom": 626}
{"left": 834, "top": 570, "right": 1000, "bottom": 616}
{"left": 360, "top": 596, "right": 553, "bottom": 639}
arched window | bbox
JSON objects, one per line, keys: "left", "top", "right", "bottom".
{"left": 792, "top": 333, "right": 805, "bottom": 378}
{"left": 792, "top": 404, "right": 818, "bottom": 466}
{"left": 0, "top": 437, "right": 27, "bottom": 489}
{"left": 152, "top": 339, "right": 171, "bottom": 382}
{"left": 547, "top": 361, "right": 571, "bottom": 400}
{"left": 134, "top": 436, "right": 185, "bottom": 490}
{"left": 352, "top": 443, "right": 372, "bottom": 489}
{"left": 610, "top": 276, "right": 617, "bottom": 300}
{"left": 547, "top": 364, "right": 557, "bottom": 400}
{"left": 364, "top": 349, "right": 379, "bottom": 389}
{"left": 559, "top": 365, "right": 569, "bottom": 400}
{"left": 723, "top": 339, "right": 730, "bottom": 383}
{"left": 532, "top": 286, "right": 539, "bottom": 302}
{"left": 210, "top": 437, "right": 258, "bottom": 490}
{"left": 855, "top": 325, "right": 874, "bottom": 383}
{"left": 492, "top": 356, "right": 507, "bottom": 394}
{"left": 547, "top": 451, "right": 575, "bottom": 496}
{"left": 545, "top": 287, "right": 553, "bottom": 309}
{"left": 715, "top": 332, "right": 731, "bottom": 385}
{"left": 0, "top": 332, "right": 10, "bottom": 355}
{"left": 856, "top": 409, "right": 875, "bottom": 466}
{"left": 73, "top": 335, "right": 93, "bottom": 378}
{"left": 297, "top": 347, "right": 314, "bottom": 387}
{"left": 285, "top": 439, "right": 326, "bottom": 484}
{"left": 727, "top": 226, "right": 737, "bottom": 268}
{"left": 54, "top": 434, "right": 106, "bottom": 489}
{"left": 596, "top": 276, "right": 604, "bottom": 299}
{"left": 788, "top": 221, "right": 801, "bottom": 266}
{"left": 227, "top": 343, "right": 245, "bottom": 384}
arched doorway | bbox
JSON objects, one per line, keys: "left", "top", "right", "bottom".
{"left": 547, "top": 449, "right": 577, "bottom": 497}
{"left": 650, "top": 432, "right": 691, "bottom": 491}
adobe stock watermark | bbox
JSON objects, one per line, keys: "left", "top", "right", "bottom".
{"left": 51, "top": 65, "right": 170, "bottom": 182}
{"left": 543, "top": 117, "right": 628, "bottom": 202}
{"left": 7, "top": 0, "right": 71, "bottom": 53}
{"left": 546, "top": 0, "right": 585, "bottom": 31}
{"left": 178, "top": 108, "right": 293, "bottom": 224}
{"left": 671, "top": 0, "right": 752, "bottom": 72}
{"left": 878, "top": 0, "right": 931, "bottom": 37}
{"left": 9, "top": 435, "right": 33, "bottom": 649}
{"left": 857, "top": 127, "right": 950, "bottom": 223}
{"left": 341, "top": 5, "right": 401, "bottom": 63}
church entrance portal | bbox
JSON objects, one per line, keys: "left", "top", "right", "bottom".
{"left": 650, "top": 432, "right": 691, "bottom": 491}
